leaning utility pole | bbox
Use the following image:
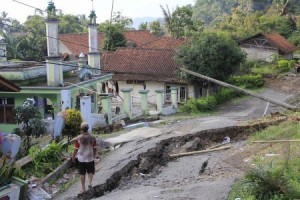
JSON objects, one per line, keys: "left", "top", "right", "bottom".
{"left": 180, "top": 68, "right": 299, "bottom": 112}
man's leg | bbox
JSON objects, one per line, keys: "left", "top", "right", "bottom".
{"left": 86, "top": 161, "right": 95, "bottom": 187}
{"left": 80, "top": 175, "right": 86, "bottom": 192}
{"left": 78, "top": 162, "right": 86, "bottom": 192}
{"left": 88, "top": 173, "right": 93, "bottom": 186}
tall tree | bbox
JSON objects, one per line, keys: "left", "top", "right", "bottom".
{"left": 176, "top": 32, "right": 246, "bottom": 84}
{"left": 99, "top": 12, "right": 130, "bottom": 51}
{"left": 0, "top": 11, "right": 22, "bottom": 34}
{"left": 2, "top": 32, "right": 23, "bottom": 60}
{"left": 161, "top": 4, "right": 203, "bottom": 37}
{"left": 160, "top": 5, "right": 172, "bottom": 32}
{"left": 216, "top": 7, "right": 262, "bottom": 40}
{"left": 169, "top": 5, "right": 200, "bottom": 37}
{"left": 138, "top": 22, "right": 148, "bottom": 30}
{"left": 192, "top": 0, "right": 238, "bottom": 25}
{"left": 149, "top": 20, "right": 165, "bottom": 37}
{"left": 102, "top": 27, "right": 127, "bottom": 51}
{"left": 20, "top": 15, "right": 47, "bottom": 61}
{"left": 0, "top": 11, "right": 11, "bottom": 33}
{"left": 58, "top": 14, "right": 87, "bottom": 34}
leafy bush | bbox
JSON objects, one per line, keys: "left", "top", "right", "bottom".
{"left": 251, "top": 64, "right": 278, "bottom": 75}
{"left": 63, "top": 109, "right": 83, "bottom": 141}
{"left": 228, "top": 74, "right": 264, "bottom": 89}
{"left": 180, "top": 96, "right": 217, "bottom": 113}
{"left": 12, "top": 98, "right": 47, "bottom": 155}
{"left": 230, "top": 162, "right": 300, "bottom": 200}
{"left": 29, "top": 142, "right": 63, "bottom": 177}
{"left": 276, "top": 60, "right": 291, "bottom": 72}
{"left": 180, "top": 88, "right": 242, "bottom": 113}
{"left": 215, "top": 88, "right": 243, "bottom": 103}
{"left": 239, "top": 61, "right": 260, "bottom": 73}
{"left": 244, "top": 164, "right": 289, "bottom": 199}
{"left": 288, "top": 60, "right": 296, "bottom": 69}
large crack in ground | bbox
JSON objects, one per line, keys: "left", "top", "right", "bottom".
{"left": 75, "top": 117, "right": 287, "bottom": 200}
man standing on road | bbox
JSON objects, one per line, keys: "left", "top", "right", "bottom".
{"left": 72, "top": 122, "right": 97, "bottom": 194}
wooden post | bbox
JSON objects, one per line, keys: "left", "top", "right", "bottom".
{"left": 169, "top": 146, "right": 231, "bottom": 158}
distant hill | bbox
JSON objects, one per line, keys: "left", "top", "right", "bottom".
{"left": 132, "top": 17, "right": 159, "bottom": 30}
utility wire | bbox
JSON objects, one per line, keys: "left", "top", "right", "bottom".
{"left": 11, "top": 0, "right": 43, "bottom": 12}
{"left": 4, "top": 0, "right": 116, "bottom": 70}
{"left": 0, "top": 22, "right": 101, "bottom": 52}
{"left": 10, "top": 0, "right": 102, "bottom": 32}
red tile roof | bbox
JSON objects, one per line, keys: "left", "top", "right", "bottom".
{"left": 102, "top": 48, "right": 185, "bottom": 83}
{"left": 139, "top": 37, "right": 187, "bottom": 49}
{"left": 263, "top": 33, "right": 298, "bottom": 54}
{"left": 240, "top": 32, "right": 298, "bottom": 54}
{"left": 59, "top": 30, "right": 156, "bottom": 56}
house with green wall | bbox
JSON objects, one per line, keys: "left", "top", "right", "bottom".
{"left": 0, "top": 3, "right": 112, "bottom": 133}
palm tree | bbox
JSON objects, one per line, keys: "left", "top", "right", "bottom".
{"left": 160, "top": 5, "right": 172, "bottom": 31}
{"left": 2, "top": 32, "right": 23, "bottom": 59}
{"left": 0, "top": 11, "right": 11, "bottom": 33}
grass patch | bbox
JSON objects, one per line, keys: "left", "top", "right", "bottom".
{"left": 250, "top": 65, "right": 278, "bottom": 75}
{"left": 229, "top": 121, "right": 300, "bottom": 200}
{"left": 249, "top": 122, "right": 300, "bottom": 142}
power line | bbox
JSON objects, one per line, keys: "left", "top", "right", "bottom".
{"left": 0, "top": 22, "right": 101, "bottom": 52}
{"left": 6, "top": 0, "right": 116, "bottom": 54}
{"left": 10, "top": 0, "right": 101, "bottom": 32}
{"left": 11, "top": 0, "right": 43, "bottom": 12}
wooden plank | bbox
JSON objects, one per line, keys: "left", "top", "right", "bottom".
{"left": 169, "top": 146, "right": 231, "bottom": 158}
{"left": 15, "top": 155, "right": 33, "bottom": 168}
{"left": 208, "top": 142, "right": 231, "bottom": 149}
{"left": 40, "top": 159, "right": 72, "bottom": 184}
{"left": 251, "top": 139, "right": 300, "bottom": 143}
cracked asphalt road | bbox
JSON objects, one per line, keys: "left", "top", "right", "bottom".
{"left": 55, "top": 87, "right": 293, "bottom": 200}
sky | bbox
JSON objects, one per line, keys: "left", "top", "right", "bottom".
{"left": 2, "top": 0, "right": 195, "bottom": 24}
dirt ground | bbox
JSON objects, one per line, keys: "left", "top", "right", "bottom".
{"left": 264, "top": 73, "right": 300, "bottom": 94}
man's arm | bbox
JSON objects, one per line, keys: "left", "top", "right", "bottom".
{"left": 72, "top": 139, "right": 79, "bottom": 162}
{"left": 93, "top": 139, "right": 97, "bottom": 158}
{"left": 72, "top": 148, "right": 78, "bottom": 162}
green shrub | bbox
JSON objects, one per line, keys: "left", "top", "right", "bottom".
{"left": 230, "top": 161, "right": 300, "bottom": 200}
{"left": 29, "top": 142, "right": 63, "bottom": 177}
{"left": 180, "top": 96, "right": 217, "bottom": 113}
{"left": 239, "top": 61, "right": 259, "bottom": 73}
{"left": 288, "top": 60, "right": 296, "bottom": 68}
{"left": 180, "top": 88, "right": 243, "bottom": 113}
{"left": 215, "top": 88, "right": 242, "bottom": 103}
{"left": 251, "top": 64, "right": 278, "bottom": 75}
{"left": 228, "top": 74, "right": 264, "bottom": 89}
{"left": 62, "top": 109, "right": 83, "bottom": 141}
{"left": 276, "top": 60, "right": 291, "bottom": 72}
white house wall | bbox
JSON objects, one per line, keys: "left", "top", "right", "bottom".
{"left": 59, "top": 41, "right": 72, "bottom": 55}
{"left": 242, "top": 47, "right": 277, "bottom": 62}
{"left": 116, "top": 81, "right": 165, "bottom": 104}
{"left": 187, "top": 85, "right": 195, "bottom": 99}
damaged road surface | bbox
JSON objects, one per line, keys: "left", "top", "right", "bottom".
{"left": 55, "top": 89, "right": 292, "bottom": 200}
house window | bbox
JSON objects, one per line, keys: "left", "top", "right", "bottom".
{"left": 126, "top": 80, "right": 145, "bottom": 84}
{"left": 165, "top": 85, "right": 186, "bottom": 102}
{"left": 179, "top": 86, "right": 186, "bottom": 101}
{"left": 0, "top": 97, "right": 15, "bottom": 124}
{"left": 165, "top": 85, "right": 171, "bottom": 101}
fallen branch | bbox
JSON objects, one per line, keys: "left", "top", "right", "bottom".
{"left": 251, "top": 139, "right": 300, "bottom": 143}
{"left": 169, "top": 146, "right": 231, "bottom": 158}
{"left": 208, "top": 142, "right": 231, "bottom": 149}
